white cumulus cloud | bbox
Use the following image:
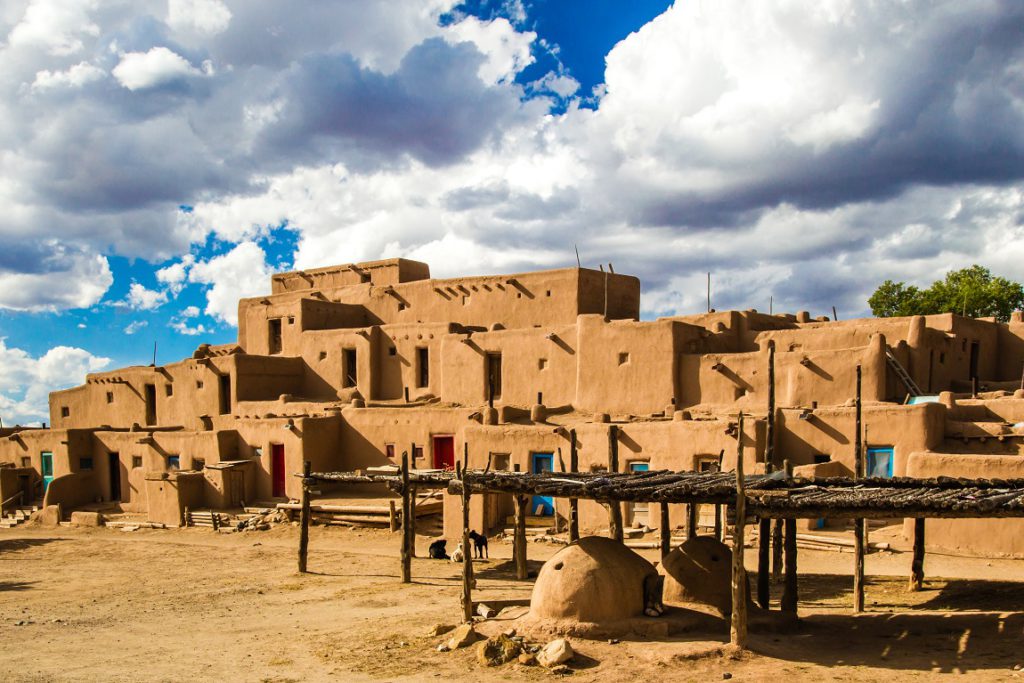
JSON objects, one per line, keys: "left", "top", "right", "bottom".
{"left": 112, "top": 47, "right": 207, "bottom": 91}
{"left": 124, "top": 282, "right": 167, "bottom": 310}
{"left": 188, "top": 241, "right": 277, "bottom": 325}
{"left": 30, "top": 61, "right": 105, "bottom": 91}
{"left": 167, "top": 0, "right": 232, "bottom": 36}
{"left": 0, "top": 338, "right": 110, "bottom": 425}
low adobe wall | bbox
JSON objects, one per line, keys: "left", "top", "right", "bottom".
{"left": 905, "top": 451, "right": 1024, "bottom": 558}
{"left": 43, "top": 471, "right": 98, "bottom": 511}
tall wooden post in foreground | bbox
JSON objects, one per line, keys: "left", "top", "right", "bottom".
{"left": 458, "top": 463, "right": 474, "bottom": 621}
{"left": 686, "top": 502, "right": 698, "bottom": 539}
{"left": 569, "top": 429, "right": 580, "bottom": 542}
{"left": 759, "top": 341, "right": 775, "bottom": 607}
{"left": 781, "top": 460, "right": 798, "bottom": 614}
{"left": 660, "top": 504, "right": 672, "bottom": 559}
{"left": 400, "top": 451, "right": 412, "bottom": 584}
{"left": 909, "top": 518, "right": 925, "bottom": 591}
{"left": 297, "top": 460, "right": 311, "bottom": 573}
{"left": 514, "top": 494, "right": 528, "bottom": 580}
{"left": 853, "top": 365, "right": 865, "bottom": 613}
{"left": 608, "top": 425, "right": 624, "bottom": 543}
{"left": 730, "top": 413, "right": 748, "bottom": 647}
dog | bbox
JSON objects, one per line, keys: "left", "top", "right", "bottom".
{"left": 450, "top": 541, "right": 465, "bottom": 563}
{"left": 428, "top": 539, "right": 449, "bottom": 560}
{"left": 468, "top": 530, "right": 488, "bottom": 559}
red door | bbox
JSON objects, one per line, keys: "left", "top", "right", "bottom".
{"left": 271, "top": 444, "right": 286, "bottom": 497}
{"left": 433, "top": 436, "right": 454, "bottom": 470}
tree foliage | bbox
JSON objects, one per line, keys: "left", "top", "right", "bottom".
{"left": 868, "top": 265, "right": 1024, "bottom": 322}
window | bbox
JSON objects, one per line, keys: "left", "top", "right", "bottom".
{"left": 413, "top": 445, "right": 424, "bottom": 462}
{"left": 196, "top": 380, "right": 204, "bottom": 389}
{"left": 319, "top": 351, "right": 327, "bottom": 361}
{"left": 287, "top": 316, "right": 295, "bottom": 325}
{"left": 144, "top": 384, "right": 156, "bottom": 426}
{"left": 697, "top": 457, "right": 720, "bottom": 473}
{"left": 253, "top": 446, "right": 263, "bottom": 459}
{"left": 165, "top": 384, "right": 173, "bottom": 397}
{"left": 486, "top": 352, "right": 502, "bottom": 401}
{"left": 106, "top": 391, "right": 114, "bottom": 403}
{"left": 79, "top": 457, "right": 93, "bottom": 471}
{"left": 490, "top": 453, "right": 511, "bottom": 471}
{"left": 193, "top": 458, "right": 205, "bottom": 471}
{"left": 268, "top": 318, "right": 283, "bottom": 354}
{"left": 167, "top": 455, "right": 180, "bottom": 470}
{"left": 538, "top": 358, "right": 548, "bottom": 370}
{"left": 546, "top": 290, "right": 551, "bottom": 297}
{"left": 21, "top": 457, "right": 30, "bottom": 468}
{"left": 219, "top": 374, "right": 231, "bottom": 415}
{"left": 813, "top": 454, "right": 831, "bottom": 464}
{"left": 398, "top": 302, "right": 407, "bottom": 311}
{"left": 61, "top": 406, "right": 70, "bottom": 418}
{"left": 416, "top": 347, "right": 429, "bottom": 388}
{"left": 618, "top": 352, "right": 630, "bottom": 365}
{"left": 343, "top": 348, "right": 358, "bottom": 387}
{"left": 132, "top": 456, "right": 143, "bottom": 468}
{"left": 385, "top": 444, "right": 396, "bottom": 460}
{"left": 388, "top": 346, "right": 397, "bottom": 356}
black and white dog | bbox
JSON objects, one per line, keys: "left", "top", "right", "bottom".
{"left": 468, "top": 530, "right": 488, "bottom": 559}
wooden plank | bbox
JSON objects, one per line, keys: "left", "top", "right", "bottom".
{"left": 687, "top": 502, "right": 698, "bottom": 539}
{"left": 297, "top": 460, "right": 311, "bottom": 574}
{"left": 909, "top": 517, "right": 925, "bottom": 591}
{"left": 730, "top": 412, "right": 748, "bottom": 648}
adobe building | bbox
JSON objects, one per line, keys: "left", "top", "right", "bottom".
{"left": 2, "top": 258, "right": 1024, "bottom": 556}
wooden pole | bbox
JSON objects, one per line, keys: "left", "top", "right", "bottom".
{"left": 514, "top": 494, "right": 528, "bottom": 580}
{"left": 389, "top": 500, "right": 398, "bottom": 532}
{"left": 297, "top": 460, "right": 311, "bottom": 573}
{"left": 687, "top": 502, "right": 698, "bottom": 539}
{"left": 909, "top": 517, "right": 925, "bottom": 592}
{"left": 760, "top": 341, "right": 775, "bottom": 605}
{"left": 854, "top": 365, "right": 865, "bottom": 613}
{"left": 660, "top": 503, "right": 671, "bottom": 560}
{"left": 400, "top": 451, "right": 411, "bottom": 584}
{"left": 714, "top": 504, "right": 723, "bottom": 542}
{"left": 730, "top": 413, "right": 748, "bottom": 647}
{"left": 569, "top": 429, "right": 580, "bottom": 542}
{"left": 459, "top": 463, "right": 474, "bottom": 622}
{"left": 608, "top": 425, "right": 623, "bottom": 542}
{"left": 781, "top": 459, "right": 798, "bottom": 614}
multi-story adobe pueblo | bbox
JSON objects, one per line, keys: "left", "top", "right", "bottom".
{"left": 3, "top": 258, "right": 1024, "bottom": 556}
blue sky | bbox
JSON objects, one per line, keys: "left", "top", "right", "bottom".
{"left": 1, "top": 0, "right": 1023, "bottom": 424}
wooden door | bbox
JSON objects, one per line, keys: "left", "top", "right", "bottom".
{"left": 108, "top": 452, "right": 122, "bottom": 503}
{"left": 432, "top": 436, "right": 454, "bottom": 470}
{"left": 271, "top": 444, "right": 286, "bottom": 498}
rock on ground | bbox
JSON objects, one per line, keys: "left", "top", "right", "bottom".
{"left": 447, "top": 624, "right": 479, "bottom": 649}
{"left": 537, "top": 638, "right": 574, "bottom": 667}
{"left": 476, "top": 634, "right": 522, "bottom": 666}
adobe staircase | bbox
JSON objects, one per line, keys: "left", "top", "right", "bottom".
{"left": 0, "top": 505, "right": 39, "bottom": 528}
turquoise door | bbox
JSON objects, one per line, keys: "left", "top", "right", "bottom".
{"left": 531, "top": 453, "right": 554, "bottom": 516}
{"left": 41, "top": 452, "right": 54, "bottom": 494}
{"left": 629, "top": 462, "right": 650, "bottom": 524}
{"left": 866, "top": 447, "right": 894, "bottom": 478}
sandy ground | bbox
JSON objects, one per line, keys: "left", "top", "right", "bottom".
{"left": 2, "top": 522, "right": 1024, "bottom": 682}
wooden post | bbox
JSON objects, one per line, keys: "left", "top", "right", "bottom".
{"left": 297, "top": 460, "right": 311, "bottom": 573}
{"left": 781, "top": 460, "right": 798, "bottom": 614}
{"left": 854, "top": 365, "right": 865, "bottom": 614}
{"left": 608, "top": 425, "right": 623, "bottom": 542}
{"left": 686, "top": 503, "right": 697, "bottom": 539}
{"left": 459, "top": 463, "right": 474, "bottom": 622}
{"left": 660, "top": 503, "right": 671, "bottom": 560}
{"left": 514, "top": 494, "right": 528, "bottom": 580}
{"left": 772, "top": 519, "right": 784, "bottom": 582}
{"left": 909, "top": 517, "right": 925, "bottom": 592}
{"left": 714, "top": 505, "right": 723, "bottom": 542}
{"left": 389, "top": 500, "right": 398, "bottom": 532}
{"left": 765, "top": 340, "right": 781, "bottom": 588}
{"left": 400, "top": 451, "right": 411, "bottom": 584}
{"left": 730, "top": 413, "right": 748, "bottom": 647}
{"left": 757, "top": 516, "right": 770, "bottom": 610}
{"left": 569, "top": 429, "right": 580, "bottom": 542}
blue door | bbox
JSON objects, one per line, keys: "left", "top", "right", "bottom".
{"left": 866, "top": 447, "right": 894, "bottom": 478}
{"left": 531, "top": 453, "right": 554, "bottom": 516}
{"left": 629, "top": 462, "right": 650, "bottom": 525}
{"left": 41, "top": 452, "right": 53, "bottom": 494}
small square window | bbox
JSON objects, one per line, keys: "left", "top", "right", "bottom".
{"left": 132, "top": 456, "right": 143, "bottom": 468}
{"left": 413, "top": 445, "right": 424, "bottom": 462}
{"left": 287, "top": 316, "right": 295, "bottom": 324}
{"left": 165, "top": 384, "right": 173, "bottom": 397}
{"left": 388, "top": 346, "right": 397, "bottom": 356}
{"left": 79, "top": 457, "right": 93, "bottom": 471}
{"left": 398, "top": 303, "right": 407, "bottom": 311}
{"left": 196, "top": 380, "right": 204, "bottom": 389}
{"left": 319, "top": 351, "right": 327, "bottom": 361}
{"left": 167, "top": 455, "right": 180, "bottom": 470}
{"left": 61, "top": 406, "right": 70, "bottom": 417}
{"left": 538, "top": 358, "right": 548, "bottom": 370}
{"left": 939, "top": 352, "right": 946, "bottom": 364}
{"left": 546, "top": 290, "right": 551, "bottom": 297}
{"left": 106, "top": 391, "right": 114, "bottom": 403}
{"left": 385, "top": 443, "right": 395, "bottom": 459}
{"left": 618, "top": 352, "right": 630, "bottom": 365}
{"left": 21, "top": 457, "right": 30, "bottom": 468}
{"left": 193, "top": 458, "right": 205, "bottom": 471}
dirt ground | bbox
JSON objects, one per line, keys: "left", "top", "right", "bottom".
{"left": 2, "top": 522, "right": 1024, "bottom": 682}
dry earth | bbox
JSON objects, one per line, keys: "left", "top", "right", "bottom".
{"left": 2, "top": 522, "right": 1024, "bottom": 682}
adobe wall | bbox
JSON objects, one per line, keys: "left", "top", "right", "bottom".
{"left": 904, "top": 452, "right": 1024, "bottom": 557}
{"left": 271, "top": 258, "right": 430, "bottom": 294}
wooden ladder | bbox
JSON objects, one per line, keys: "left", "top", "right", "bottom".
{"left": 885, "top": 346, "right": 922, "bottom": 397}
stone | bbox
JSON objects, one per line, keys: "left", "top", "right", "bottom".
{"left": 28, "top": 505, "right": 61, "bottom": 527}
{"left": 548, "top": 665, "right": 572, "bottom": 675}
{"left": 70, "top": 511, "right": 104, "bottom": 527}
{"left": 537, "top": 639, "right": 574, "bottom": 668}
{"left": 723, "top": 673, "right": 733, "bottom": 680}
{"left": 447, "top": 624, "right": 479, "bottom": 650}
{"left": 518, "top": 652, "right": 537, "bottom": 666}
{"left": 476, "top": 634, "right": 522, "bottom": 667}
{"left": 477, "top": 604, "right": 497, "bottom": 619}
{"left": 427, "top": 623, "right": 454, "bottom": 637}
{"left": 436, "top": 644, "right": 450, "bottom": 653}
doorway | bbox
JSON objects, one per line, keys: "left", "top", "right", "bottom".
{"left": 628, "top": 461, "right": 650, "bottom": 526}
{"left": 531, "top": 453, "right": 554, "bottom": 516}
{"left": 144, "top": 384, "right": 157, "bottom": 426}
{"left": 271, "top": 444, "right": 286, "bottom": 498}
{"left": 219, "top": 374, "right": 231, "bottom": 414}
{"left": 866, "top": 447, "right": 894, "bottom": 478}
{"left": 108, "top": 452, "right": 122, "bottom": 503}
{"left": 432, "top": 436, "right": 455, "bottom": 470}
{"left": 486, "top": 353, "right": 502, "bottom": 402}
{"left": 969, "top": 341, "right": 980, "bottom": 382}
{"left": 41, "top": 452, "right": 53, "bottom": 495}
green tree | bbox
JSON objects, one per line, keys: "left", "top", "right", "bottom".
{"left": 868, "top": 266, "right": 1024, "bottom": 322}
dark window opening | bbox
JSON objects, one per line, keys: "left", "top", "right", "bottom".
{"left": 413, "top": 445, "right": 424, "bottom": 462}
{"left": 167, "top": 455, "right": 180, "bottom": 470}
{"left": 106, "top": 391, "right": 114, "bottom": 403}
{"left": 343, "top": 348, "right": 358, "bottom": 388}
{"left": 813, "top": 454, "right": 831, "bottom": 464}
{"left": 618, "top": 352, "right": 630, "bottom": 365}
{"left": 969, "top": 341, "right": 980, "bottom": 381}
{"left": 388, "top": 346, "right": 397, "bottom": 356}
{"left": 398, "top": 303, "right": 406, "bottom": 311}
{"left": 486, "top": 352, "right": 502, "bottom": 401}
{"left": 385, "top": 443, "right": 395, "bottom": 460}
{"left": 268, "top": 318, "right": 283, "bottom": 354}
{"left": 287, "top": 316, "right": 295, "bottom": 325}
{"left": 698, "top": 458, "right": 720, "bottom": 473}
{"left": 144, "top": 384, "right": 156, "bottom": 426}
{"left": 219, "top": 374, "right": 231, "bottom": 415}
{"left": 491, "top": 453, "right": 511, "bottom": 471}
{"left": 319, "top": 351, "right": 327, "bottom": 360}
{"left": 196, "top": 380, "right": 204, "bottom": 389}
{"left": 416, "top": 347, "right": 429, "bottom": 388}
{"left": 79, "top": 457, "right": 93, "bottom": 471}
{"left": 193, "top": 458, "right": 205, "bottom": 471}
{"left": 132, "top": 456, "right": 143, "bottom": 468}
{"left": 165, "top": 384, "right": 173, "bottom": 397}
{"left": 939, "top": 352, "right": 946, "bottom": 364}
{"left": 21, "top": 457, "right": 30, "bottom": 468}
{"left": 61, "top": 406, "right": 69, "bottom": 418}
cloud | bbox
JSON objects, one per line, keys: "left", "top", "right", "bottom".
{"left": 0, "top": 338, "right": 110, "bottom": 425}
{"left": 188, "top": 241, "right": 277, "bottom": 325}
{"left": 124, "top": 320, "right": 148, "bottom": 335}
{"left": 0, "top": 242, "right": 112, "bottom": 311}
{"left": 112, "top": 47, "right": 209, "bottom": 91}
{"left": 7, "top": 0, "right": 100, "bottom": 56}
{"left": 167, "top": 0, "right": 232, "bottom": 36}
{"left": 443, "top": 16, "right": 535, "bottom": 84}
{"left": 124, "top": 282, "right": 167, "bottom": 310}
{"left": 30, "top": 61, "right": 105, "bottom": 91}
{"left": 155, "top": 254, "right": 195, "bottom": 295}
